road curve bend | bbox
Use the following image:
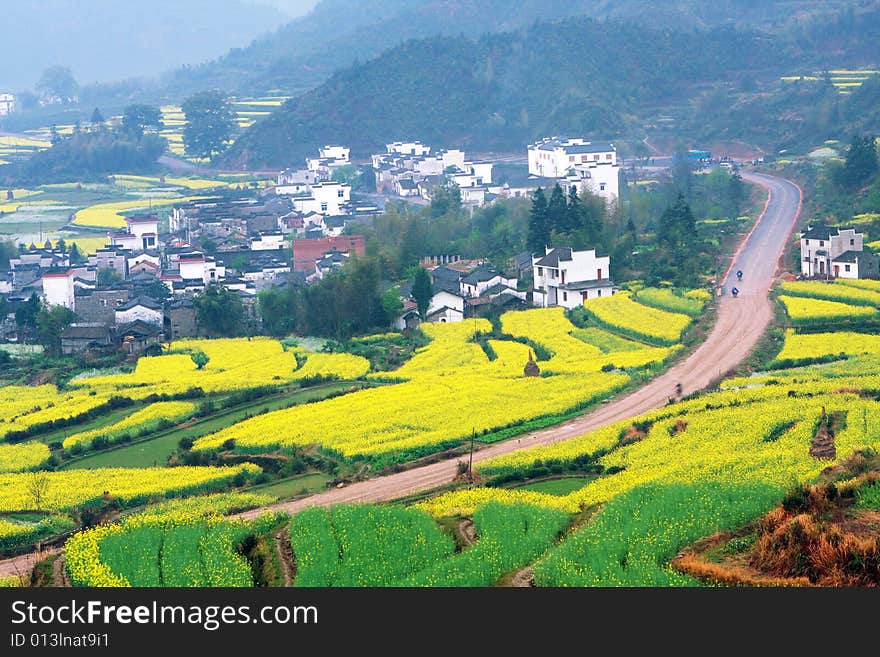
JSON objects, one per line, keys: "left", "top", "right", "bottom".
{"left": 0, "top": 172, "right": 801, "bottom": 575}
{"left": 237, "top": 170, "right": 802, "bottom": 517}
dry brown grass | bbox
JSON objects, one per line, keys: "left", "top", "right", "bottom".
{"left": 673, "top": 468, "right": 880, "bottom": 587}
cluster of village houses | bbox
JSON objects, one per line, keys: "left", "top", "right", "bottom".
{"left": 1, "top": 134, "right": 875, "bottom": 355}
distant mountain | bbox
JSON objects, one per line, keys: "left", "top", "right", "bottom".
{"left": 224, "top": 6, "right": 880, "bottom": 167}
{"left": 0, "top": 0, "right": 289, "bottom": 90}
{"left": 223, "top": 18, "right": 784, "bottom": 167}
{"left": 162, "top": 0, "right": 865, "bottom": 97}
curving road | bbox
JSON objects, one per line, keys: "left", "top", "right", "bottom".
{"left": 0, "top": 171, "right": 801, "bottom": 575}
{"left": 236, "top": 170, "right": 802, "bottom": 516}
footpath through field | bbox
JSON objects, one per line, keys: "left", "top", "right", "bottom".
{"left": 0, "top": 171, "right": 801, "bottom": 575}
{"left": 237, "top": 170, "right": 803, "bottom": 517}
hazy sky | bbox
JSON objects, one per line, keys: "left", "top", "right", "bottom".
{"left": 258, "top": 0, "right": 320, "bottom": 16}
{"left": 1, "top": 0, "right": 324, "bottom": 89}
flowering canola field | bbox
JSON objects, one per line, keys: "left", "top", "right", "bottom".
{"left": 192, "top": 309, "right": 677, "bottom": 462}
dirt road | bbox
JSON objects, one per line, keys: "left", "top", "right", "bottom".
{"left": 236, "top": 170, "right": 802, "bottom": 517}
{"left": 0, "top": 171, "right": 801, "bottom": 575}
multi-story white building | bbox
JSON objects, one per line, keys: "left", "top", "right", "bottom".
{"left": 800, "top": 225, "right": 879, "bottom": 279}
{"left": 41, "top": 268, "right": 76, "bottom": 309}
{"left": 287, "top": 181, "right": 351, "bottom": 216}
{"left": 178, "top": 253, "right": 225, "bottom": 284}
{"left": 110, "top": 216, "right": 159, "bottom": 251}
{"left": 532, "top": 246, "right": 614, "bottom": 309}
{"left": 528, "top": 137, "right": 619, "bottom": 202}
{"left": 306, "top": 145, "right": 351, "bottom": 178}
{"left": 0, "top": 93, "right": 14, "bottom": 116}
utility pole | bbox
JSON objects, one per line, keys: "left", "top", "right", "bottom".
{"left": 468, "top": 427, "right": 475, "bottom": 482}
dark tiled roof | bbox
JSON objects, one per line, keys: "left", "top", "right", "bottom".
{"left": 461, "top": 268, "right": 501, "bottom": 285}
{"left": 431, "top": 266, "right": 460, "bottom": 282}
{"left": 61, "top": 324, "right": 110, "bottom": 340}
{"left": 560, "top": 279, "right": 615, "bottom": 291}
{"left": 801, "top": 225, "right": 837, "bottom": 240}
{"left": 534, "top": 247, "right": 573, "bottom": 267}
{"left": 482, "top": 282, "right": 518, "bottom": 296}
{"left": 116, "top": 296, "right": 163, "bottom": 312}
{"left": 119, "top": 320, "right": 162, "bottom": 337}
{"left": 833, "top": 250, "right": 878, "bottom": 266}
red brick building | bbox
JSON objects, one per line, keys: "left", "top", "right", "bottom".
{"left": 292, "top": 235, "right": 366, "bottom": 273}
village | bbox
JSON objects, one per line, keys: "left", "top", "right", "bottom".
{"left": 1, "top": 131, "right": 877, "bottom": 356}
{"left": 0, "top": 135, "right": 637, "bottom": 354}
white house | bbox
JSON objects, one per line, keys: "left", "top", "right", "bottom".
{"left": 460, "top": 268, "right": 517, "bottom": 298}
{"left": 386, "top": 141, "right": 431, "bottom": 157}
{"left": 125, "top": 216, "right": 159, "bottom": 250}
{"left": 178, "top": 254, "right": 225, "bottom": 284}
{"left": 528, "top": 137, "right": 619, "bottom": 202}
{"left": 313, "top": 250, "right": 349, "bottom": 281}
{"left": 277, "top": 168, "right": 320, "bottom": 188}
{"left": 800, "top": 225, "right": 880, "bottom": 279}
{"left": 426, "top": 289, "right": 465, "bottom": 323}
{"left": 108, "top": 231, "right": 140, "bottom": 252}
{"left": 285, "top": 181, "right": 351, "bottom": 216}
{"left": 115, "top": 297, "right": 163, "bottom": 326}
{"left": 41, "top": 269, "right": 76, "bottom": 309}
{"left": 532, "top": 246, "right": 614, "bottom": 309}
{"left": 127, "top": 251, "right": 161, "bottom": 275}
{"left": 306, "top": 145, "right": 351, "bottom": 179}
{"left": 0, "top": 93, "right": 14, "bottom": 116}
{"left": 249, "top": 231, "right": 285, "bottom": 251}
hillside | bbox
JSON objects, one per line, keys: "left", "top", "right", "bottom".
{"left": 0, "top": 0, "right": 291, "bottom": 91}
{"left": 224, "top": 7, "right": 880, "bottom": 167}
{"left": 224, "top": 19, "right": 786, "bottom": 166}
{"left": 160, "top": 0, "right": 869, "bottom": 97}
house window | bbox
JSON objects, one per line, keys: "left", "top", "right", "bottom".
{"left": 321, "top": 202, "right": 328, "bottom": 212}
{"left": 562, "top": 291, "right": 567, "bottom": 302}
{"left": 594, "top": 154, "right": 600, "bottom": 161}
{"left": 338, "top": 189, "right": 344, "bottom": 198}
{"left": 569, "top": 156, "right": 575, "bottom": 162}
{"left": 597, "top": 289, "right": 602, "bottom": 296}
{"left": 550, "top": 269, "right": 557, "bottom": 279}
{"left": 606, "top": 154, "right": 612, "bottom": 160}
{"left": 597, "top": 268, "right": 603, "bottom": 281}
{"left": 851, "top": 239, "right": 855, "bottom": 245}
{"left": 537, "top": 267, "right": 543, "bottom": 276}
{"left": 600, "top": 183, "right": 606, "bottom": 191}
{"left": 820, "top": 241, "right": 824, "bottom": 246}
{"left": 805, "top": 239, "right": 809, "bottom": 245}
{"left": 581, "top": 155, "right": 588, "bottom": 163}
{"left": 845, "top": 264, "right": 851, "bottom": 272}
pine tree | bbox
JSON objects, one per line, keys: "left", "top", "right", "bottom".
{"left": 90, "top": 107, "right": 105, "bottom": 127}
{"left": 68, "top": 243, "right": 83, "bottom": 264}
{"left": 527, "top": 188, "right": 551, "bottom": 254}
{"left": 412, "top": 267, "right": 434, "bottom": 319}
{"left": 842, "top": 134, "right": 879, "bottom": 189}
{"left": 547, "top": 183, "right": 568, "bottom": 232}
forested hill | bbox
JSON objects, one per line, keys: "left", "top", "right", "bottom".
{"left": 224, "top": 18, "right": 788, "bottom": 167}
{"left": 224, "top": 6, "right": 880, "bottom": 168}
{"left": 161, "top": 0, "right": 867, "bottom": 98}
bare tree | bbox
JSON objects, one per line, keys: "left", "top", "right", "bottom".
{"left": 26, "top": 471, "right": 50, "bottom": 511}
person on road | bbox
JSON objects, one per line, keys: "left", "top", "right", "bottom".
{"left": 731, "top": 286, "right": 739, "bottom": 297}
